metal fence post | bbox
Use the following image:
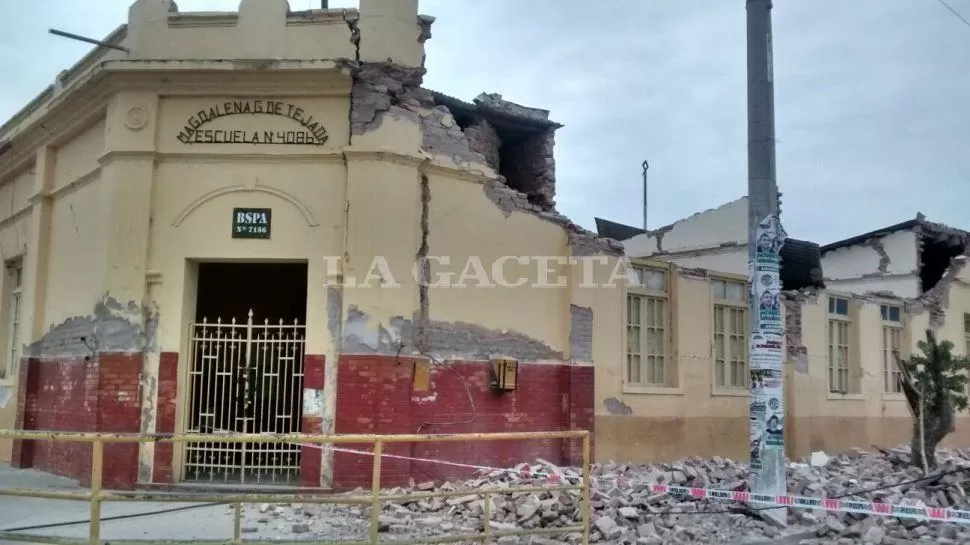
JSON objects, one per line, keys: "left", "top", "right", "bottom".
{"left": 483, "top": 491, "right": 491, "bottom": 541}
{"left": 370, "top": 440, "right": 383, "bottom": 545}
{"left": 90, "top": 439, "right": 104, "bottom": 544}
{"left": 233, "top": 502, "right": 243, "bottom": 543}
{"left": 581, "top": 432, "right": 591, "bottom": 545}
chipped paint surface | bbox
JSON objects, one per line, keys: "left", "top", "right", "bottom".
{"left": 782, "top": 291, "right": 812, "bottom": 375}
{"left": 26, "top": 295, "right": 159, "bottom": 358}
{"left": 410, "top": 392, "right": 438, "bottom": 403}
{"left": 603, "top": 397, "right": 633, "bottom": 416}
{"left": 342, "top": 305, "right": 564, "bottom": 362}
{"left": 569, "top": 305, "right": 593, "bottom": 363}
{"left": 303, "top": 389, "right": 324, "bottom": 417}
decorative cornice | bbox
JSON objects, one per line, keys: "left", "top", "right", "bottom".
{"left": 342, "top": 148, "right": 426, "bottom": 168}
{"left": 47, "top": 165, "right": 102, "bottom": 201}
{"left": 0, "top": 203, "right": 32, "bottom": 230}
{"left": 155, "top": 151, "right": 345, "bottom": 163}
{"left": 171, "top": 182, "right": 319, "bottom": 228}
{"left": 0, "top": 62, "right": 352, "bottom": 181}
{"left": 421, "top": 160, "right": 493, "bottom": 184}
{"left": 97, "top": 150, "right": 157, "bottom": 165}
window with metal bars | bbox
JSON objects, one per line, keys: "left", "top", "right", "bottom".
{"left": 2, "top": 260, "right": 22, "bottom": 381}
{"left": 828, "top": 296, "right": 851, "bottom": 393}
{"left": 626, "top": 264, "right": 668, "bottom": 387}
{"left": 711, "top": 278, "right": 747, "bottom": 389}
{"left": 881, "top": 304, "right": 903, "bottom": 394}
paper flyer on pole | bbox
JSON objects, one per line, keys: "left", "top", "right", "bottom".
{"left": 754, "top": 215, "right": 786, "bottom": 334}
{"left": 749, "top": 214, "right": 787, "bottom": 483}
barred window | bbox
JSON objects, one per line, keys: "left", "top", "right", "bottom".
{"left": 828, "top": 296, "right": 851, "bottom": 393}
{"left": 712, "top": 278, "right": 747, "bottom": 389}
{"left": 881, "top": 304, "right": 903, "bottom": 394}
{"left": 626, "top": 265, "right": 668, "bottom": 386}
{"left": 2, "top": 260, "right": 22, "bottom": 380}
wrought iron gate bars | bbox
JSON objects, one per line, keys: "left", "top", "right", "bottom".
{"left": 185, "top": 310, "right": 306, "bottom": 484}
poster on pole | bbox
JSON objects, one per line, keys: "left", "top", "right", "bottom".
{"left": 749, "top": 400, "right": 766, "bottom": 470}
{"left": 749, "top": 214, "right": 787, "bottom": 483}
{"left": 754, "top": 215, "right": 786, "bottom": 333}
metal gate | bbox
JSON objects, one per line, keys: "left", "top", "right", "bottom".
{"left": 184, "top": 310, "right": 306, "bottom": 484}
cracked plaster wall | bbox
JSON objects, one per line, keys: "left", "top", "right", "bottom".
{"left": 622, "top": 198, "right": 747, "bottom": 266}
{"left": 821, "top": 230, "right": 919, "bottom": 297}
{"left": 350, "top": 60, "right": 621, "bottom": 258}
{"left": 341, "top": 306, "right": 564, "bottom": 362}
{"left": 25, "top": 295, "right": 158, "bottom": 359}
{"left": 569, "top": 305, "right": 593, "bottom": 363}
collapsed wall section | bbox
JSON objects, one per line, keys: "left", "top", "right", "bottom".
{"left": 348, "top": 61, "right": 622, "bottom": 259}
{"left": 341, "top": 61, "right": 613, "bottom": 483}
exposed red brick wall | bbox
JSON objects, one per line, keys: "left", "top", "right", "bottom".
{"left": 300, "top": 415, "right": 323, "bottom": 488}
{"left": 152, "top": 352, "right": 179, "bottom": 484}
{"left": 563, "top": 365, "right": 594, "bottom": 467}
{"left": 14, "top": 353, "right": 142, "bottom": 489}
{"left": 11, "top": 357, "right": 36, "bottom": 468}
{"left": 304, "top": 354, "right": 325, "bottom": 390}
{"left": 333, "top": 356, "right": 593, "bottom": 490}
{"left": 97, "top": 353, "right": 142, "bottom": 489}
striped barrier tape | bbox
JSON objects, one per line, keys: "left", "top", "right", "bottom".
{"left": 650, "top": 483, "right": 970, "bottom": 524}
{"left": 313, "top": 441, "right": 970, "bottom": 524}
{"left": 212, "top": 428, "right": 969, "bottom": 523}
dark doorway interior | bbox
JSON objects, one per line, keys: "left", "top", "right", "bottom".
{"left": 185, "top": 261, "right": 308, "bottom": 486}
{"left": 195, "top": 262, "right": 308, "bottom": 324}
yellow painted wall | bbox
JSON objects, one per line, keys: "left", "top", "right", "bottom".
{"left": 150, "top": 158, "right": 346, "bottom": 355}
{"left": 425, "top": 172, "right": 570, "bottom": 354}
{"left": 597, "top": 267, "right": 751, "bottom": 462}
{"left": 51, "top": 120, "right": 105, "bottom": 193}
{"left": 0, "top": 398, "right": 14, "bottom": 461}
{"left": 43, "top": 179, "right": 105, "bottom": 329}
{"left": 0, "top": 161, "right": 36, "bottom": 461}
{"left": 0, "top": 168, "right": 34, "bottom": 218}
{"left": 598, "top": 262, "right": 970, "bottom": 464}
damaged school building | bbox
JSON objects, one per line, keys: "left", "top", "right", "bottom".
{"left": 0, "top": 0, "right": 626, "bottom": 489}
{"left": 2, "top": 0, "right": 968, "bottom": 493}
{"left": 597, "top": 197, "right": 970, "bottom": 462}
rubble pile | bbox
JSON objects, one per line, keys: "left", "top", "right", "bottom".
{"left": 242, "top": 446, "right": 970, "bottom": 544}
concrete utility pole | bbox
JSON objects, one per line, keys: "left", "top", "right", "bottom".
{"left": 746, "top": 0, "right": 787, "bottom": 527}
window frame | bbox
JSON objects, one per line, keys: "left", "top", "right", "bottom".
{"left": 710, "top": 275, "right": 749, "bottom": 395}
{"left": 623, "top": 259, "right": 678, "bottom": 394}
{"left": 1, "top": 258, "right": 23, "bottom": 383}
{"left": 826, "top": 294, "right": 858, "bottom": 396}
{"left": 880, "top": 303, "right": 905, "bottom": 396}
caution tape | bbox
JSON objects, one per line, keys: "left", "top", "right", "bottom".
{"left": 651, "top": 483, "right": 970, "bottom": 524}
{"left": 206, "top": 428, "right": 970, "bottom": 523}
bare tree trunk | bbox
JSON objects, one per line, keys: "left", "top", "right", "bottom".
{"left": 910, "top": 398, "right": 955, "bottom": 471}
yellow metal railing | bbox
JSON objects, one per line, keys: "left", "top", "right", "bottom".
{"left": 0, "top": 430, "right": 592, "bottom": 545}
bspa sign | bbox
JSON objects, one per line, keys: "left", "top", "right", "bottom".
{"left": 177, "top": 100, "right": 328, "bottom": 146}
{"left": 232, "top": 208, "right": 271, "bottom": 239}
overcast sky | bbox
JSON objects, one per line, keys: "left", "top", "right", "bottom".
{"left": 1, "top": 0, "right": 968, "bottom": 245}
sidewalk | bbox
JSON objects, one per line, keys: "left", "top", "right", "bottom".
{"left": 0, "top": 463, "right": 236, "bottom": 543}
{"left": 0, "top": 463, "right": 828, "bottom": 545}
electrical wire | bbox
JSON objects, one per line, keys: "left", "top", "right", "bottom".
{"left": 0, "top": 501, "right": 227, "bottom": 533}
{"left": 414, "top": 350, "right": 477, "bottom": 435}
{"left": 936, "top": 0, "right": 970, "bottom": 29}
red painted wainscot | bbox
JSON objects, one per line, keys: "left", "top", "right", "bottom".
{"left": 333, "top": 355, "right": 594, "bottom": 490}
{"left": 13, "top": 353, "right": 142, "bottom": 489}
{"left": 151, "top": 352, "right": 180, "bottom": 484}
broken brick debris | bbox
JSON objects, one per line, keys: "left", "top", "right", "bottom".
{"left": 240, "top": 445, "right": 970, "bottom": 544}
